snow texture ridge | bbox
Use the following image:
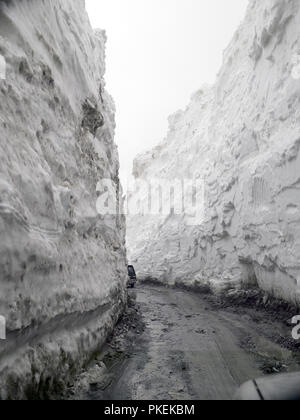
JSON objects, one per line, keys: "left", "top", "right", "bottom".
{"left": 0, "top": 0, "right": 127, "bottom": 399}
{"left": 127, "top": 0, "right": 300, "bottom": 305}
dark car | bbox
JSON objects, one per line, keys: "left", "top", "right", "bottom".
{"left": 127, "top": 265, "right": 137, "bottom": 288}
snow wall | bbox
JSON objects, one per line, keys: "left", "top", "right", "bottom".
{"left": 0, "top": 0, "right": 127, "bottom": 399}
{"left": 127, "top": 0, "right": 300, "bottom": 306}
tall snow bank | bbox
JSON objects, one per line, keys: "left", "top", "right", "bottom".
{"left": 127, "top": 0, "right": 300, "bottom": 305}
{"left": 0, "top": 0, "right": 127, "bottom": 399}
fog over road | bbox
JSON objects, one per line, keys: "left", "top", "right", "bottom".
{"left": 74, "top": 285, "right": 298, "bottom": 401}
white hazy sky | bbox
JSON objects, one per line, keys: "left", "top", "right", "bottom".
{"left": 86, "top": 0, "right": 249, "bottom": 182}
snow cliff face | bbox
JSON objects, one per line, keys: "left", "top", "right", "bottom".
{"left": 127, "top": 0, "right": 300, "bottom": 305}
{"left": 0, "top": 0, "right": 127, "bottom": 399}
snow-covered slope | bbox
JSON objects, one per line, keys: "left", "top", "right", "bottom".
{"left": 0, "top": 0, "right": 127, "bottom": 399}
{"left": 127, "top": 0, "right": 300, "bottom": 305}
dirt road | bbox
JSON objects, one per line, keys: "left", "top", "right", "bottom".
{"left": 70, "top": 285, "right": 299, "bottom": 401}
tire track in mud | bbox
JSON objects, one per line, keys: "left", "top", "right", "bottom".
{"left": 70, "top": 285, "right": 300, "bottom": 401}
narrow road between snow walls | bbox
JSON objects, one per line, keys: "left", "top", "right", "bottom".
{"left": 69, "top": 284, "right": 300, "bottom": 401}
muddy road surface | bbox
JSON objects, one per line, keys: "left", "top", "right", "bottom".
{"left": 69, "top": 285, "right": 299, "bottom": 401}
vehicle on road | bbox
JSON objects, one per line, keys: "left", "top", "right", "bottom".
{"left": 235, "top": 373, "right": 300, "bottom": 400}
{"left": 127, "top": 265, "right": 137, "bottom": 288}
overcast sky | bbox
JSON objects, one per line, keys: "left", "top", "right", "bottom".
{"left": 86, "top": 0, "right": 249, "bottom": 182}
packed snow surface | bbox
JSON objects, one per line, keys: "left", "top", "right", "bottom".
{"left": 127, "top": 0, "right": 300, "bottom": 305}
{"left": 0, "top": 0, "right": 127, "bottom": 399}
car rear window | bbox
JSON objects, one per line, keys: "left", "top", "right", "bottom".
{"left": 128, "top": 266, "right": 136, "bottom": 276}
